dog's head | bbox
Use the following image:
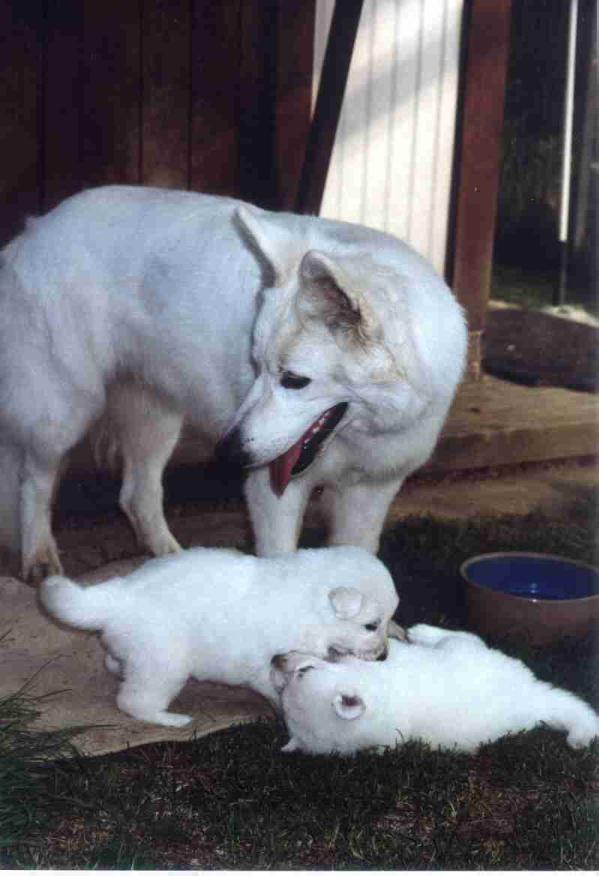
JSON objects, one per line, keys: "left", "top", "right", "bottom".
{"left": 270, "top": 650, "right": 376, "bottom": 755}
{"left": 218, "top": 205, "right": 435, "bottom": 496}
{"left": 287, "top": 546, "right": 399, "bottom": 663}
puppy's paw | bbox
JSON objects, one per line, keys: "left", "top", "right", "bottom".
{"left": 406, "top": 624, "right": 445, "bottom": 646}
{"left": 104, "top": 654, "right": 123, "bottom": 676}
{"left": 121, "top": 708, "right": 193, "bottom": 728}
{"left": 154, "top": 711, "right": 193, "bottom": 728}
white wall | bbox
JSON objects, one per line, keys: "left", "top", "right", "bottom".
{"left": 314, "top": 0, "right": 464, "bottom": 276}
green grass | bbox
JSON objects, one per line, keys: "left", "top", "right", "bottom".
{"left": 1, "top": 487, "right": 598, "bottom": 869}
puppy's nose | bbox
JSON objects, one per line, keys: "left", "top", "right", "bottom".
{"left": 271, "top": 653, "right": 288, "bottom": 670}
{"left": 376, "top": 647, "right": 388, "bottom": 662}
{"left": 215, "top": 428, "right": 251, "bottom": 467}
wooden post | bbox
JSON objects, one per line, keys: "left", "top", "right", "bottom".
{"left": 449, "top": 0, "right": 512, "bottom": 379}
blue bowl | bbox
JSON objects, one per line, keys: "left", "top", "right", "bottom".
{"left": 461, "top": 552, "right": 599, "bottom": 645}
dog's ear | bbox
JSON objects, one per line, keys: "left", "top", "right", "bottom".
{"left": 298, "top": 250, "right": 379, "bottom": 343}
{"left": 281, "top": 737, "right": 301, "bottom": 753}
{"left": 329, "top": 586, "right": 364, "bottom": 619}
{"left": 333, "top": 692, "right": 365, "bottom": 721}
{"left": 235, "top": 205, "right": 297, "bottom": 287}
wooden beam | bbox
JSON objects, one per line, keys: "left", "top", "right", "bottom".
{"left": 448, "top": 0, "right": 512, "bottom": 377}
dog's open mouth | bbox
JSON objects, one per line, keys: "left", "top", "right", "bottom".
{"left": 269, "top": 402, "right": 348, "bottom": 497}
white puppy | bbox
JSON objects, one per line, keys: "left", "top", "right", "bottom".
{"left": 39, "top": 545, "right": 398, "bottom": 727}
{"left": 0, "top": 186, "right": 466, "bottom": 580}
{"left": 272, "top": 625, "right": 599, "bottom": 755}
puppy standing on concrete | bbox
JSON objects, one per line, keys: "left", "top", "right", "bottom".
{"left": 0, "top": 185, "right": 466, "bottom": 581}
{"left": 39, "top": 545, "right": 399, "bottom": 727}
{"left": 272, "top": 625, "right": 599, "bottom": 755}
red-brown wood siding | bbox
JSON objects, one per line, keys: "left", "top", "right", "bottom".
{"left": 0, "top": 0, "right": 314, "bottom": 244}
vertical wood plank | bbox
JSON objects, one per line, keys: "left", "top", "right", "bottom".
{"left": 0, "top": 0, "right": 43, "bottom": 242}
{"left": 273, "top": 0, "right": 315, "bottom": 209}
{"left": 80, "top": 0, "right": 142, "bottom": 187}
{"left": 383, "top": 0, "right": 421, "bottom": 242}
{"left": 450, "top": 0, "right": 512, "bottom": 343}
{"left": 238, "top": 0, "right": 278, "bottom": 208}
{"left": 408, "top": 0, "right": 445, "bottom": 256}
{"left": 43, "top": 0, "right": 84, "bottom": 210}
{"left": 141, "top": 0, "right": 191, "bottom": 189}
{"left": 190, "top": 0, "right": 241, "bottom": 197}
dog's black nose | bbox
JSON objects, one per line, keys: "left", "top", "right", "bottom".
{"left": 271, "top": 653, "right": 287, "bottom": 670}
{"left": 376, "top": 648, "right": 388, "bottom": 662}
{"left": 215, "top": 428, "right": 251, "bottom": 467}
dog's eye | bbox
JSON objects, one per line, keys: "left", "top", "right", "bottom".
{"left": 364, "top": 622, "right": 379, "bottom": 632}
{"left": 280, "top": 370, "right": 311, "bottom": 390}
{"left": 297, "top": 665, "right": 314, "bottom": 678}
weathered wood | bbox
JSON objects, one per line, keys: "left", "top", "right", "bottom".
{"left": 428, "top": 375, "right": 599, "bottom": 473}
{"left": 80, "top": 0, "right": 142, "bottom": 186}
{"left": 449, "top": 0, "right": 512, "bottom": 336}
{"left": 142, "top": 0, "right": 191, "bottom": 189}
{"left": 0, "top": 0, "right": 44, "bottom": 242}
{"left": 190, "top": 0, "right": 241, "bottom": 196}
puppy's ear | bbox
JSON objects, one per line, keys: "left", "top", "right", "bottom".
{"left": 235, "top": 205, "right": 296, "bottom": 287}
{"left": 329, "top": 586, "right": 364, "bottom": 619}
{"left": 333, "top": 692, "right": 365, "bottom": 721}
{"left": 281, "top": 737, "right": 301, "bottom": 753}
{"left": 298, "top": 250, "right": 379, "bottom": 343}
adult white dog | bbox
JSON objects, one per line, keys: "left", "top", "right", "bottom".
{"left": 272, "top": 625, "right": 599, "bottom": 755}
{"left": 0, "top": 186, "right": 467, "bottom": 580}
{"left": 39, "top": 545, "right": 399, "bottom": 727}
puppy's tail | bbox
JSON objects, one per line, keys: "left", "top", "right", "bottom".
{"left": 539, "top": 684, "right": 599, "bottom": 749}
{"left": 0, "top": 438, "right": 22, "bottom": 559}
{"left": 40, "top": 575, "right": 120, "bottom": 631}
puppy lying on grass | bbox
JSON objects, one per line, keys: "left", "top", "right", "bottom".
{"left": 39, "top": 545, "right": 398, "bottom": 727}
{"left": 272, "top": 624, "right": 599, "bottom": 755}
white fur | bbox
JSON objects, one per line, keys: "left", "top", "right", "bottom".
{"left": 0, "top": 186, "right": 467, "bottom": 579}
{"left": 39, "top": 545, "right": 399, "bottom": 727}
{"left": 272, "top": 625, "right": 599, "bottom": 755}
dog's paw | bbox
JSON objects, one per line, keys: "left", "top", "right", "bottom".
{"left": 147, "top": 531, "right": 182, "bottom": 557}
{"left": 23, "top": 544, "right": 63, "bottom": 585}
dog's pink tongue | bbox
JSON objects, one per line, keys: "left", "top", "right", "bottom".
{"left": 269, "top": 438, "right": 304, "bottom": 497}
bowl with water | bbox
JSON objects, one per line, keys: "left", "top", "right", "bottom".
{"left": 460, "top": 552, "right": 599, "bottom": 646}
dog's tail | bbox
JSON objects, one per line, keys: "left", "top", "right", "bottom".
{"left": 40, "top": 575, "right": 120, "bottom": 631}
{"left": 0, "top": 438, "right": 22, "bottom": 559}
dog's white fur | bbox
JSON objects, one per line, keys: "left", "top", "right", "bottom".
{"left": 0, "top": 186, "right": 466, "bottom": 580}
{"left": 39, "top": 545, "right": 399, "bottom": 726}
{"left": 272, "top": 625, "right": 599, "bottom": 755}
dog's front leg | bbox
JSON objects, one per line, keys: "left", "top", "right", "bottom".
{"left": 322, "top": 475, "right": 404, "bottom": 554}
{"left": 244, "top": 467, "right": 312, "bottom": 556}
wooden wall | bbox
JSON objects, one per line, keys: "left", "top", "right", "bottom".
{"left": 314, "top": 0, "right": 464, "bottom": 278}
{"left": 0, "top": 0, "right": 315, "bottom": 245}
